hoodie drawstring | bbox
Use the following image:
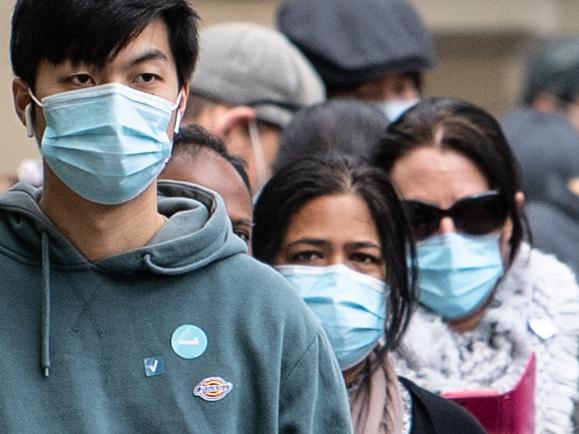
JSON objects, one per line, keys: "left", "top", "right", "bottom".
{"left": 41, "top": 231, "right": 51, "bottom": 378}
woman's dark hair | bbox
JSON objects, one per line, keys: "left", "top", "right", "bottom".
{"left": 11, "top": 0, "right": 199, "bottom": 89}
{"left": 253, "top": 155, "right": 417, "bottom": 355}
{"left": 374, "top": 97, "right": 527, "bottom": 263}
{"left": 274, "top": 99, "right": 388, "bottom": 172}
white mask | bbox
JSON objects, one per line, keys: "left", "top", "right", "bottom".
{"left": 375, "top": 98, "right": 419, "bottom": 123}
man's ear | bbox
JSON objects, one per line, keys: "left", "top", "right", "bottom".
{"left": 178, "top": 82, "right": 189, "bottom": 116}
{"left": 213, "top": 106, "right": 256, "bottom": 138}
{"left": 12, "top": 78, "right": 31, "bottom": 127}
{"left": 173, "top": 82, "right": 190, "bottom": 134}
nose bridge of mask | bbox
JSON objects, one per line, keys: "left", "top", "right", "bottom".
{"left": 41, "top": 83, "right": 177, "bottom": 109}
{"left": 276, "top": 264, "right": 387, "bottom": 315}
{"left": 45, "top": 85, "right": 176, "bottom": 140}
{"left": 417, "top": 232, "right": 502, "bottom": 270}
{"left": 30, "top": 84, "right": 181, "bottom": 138}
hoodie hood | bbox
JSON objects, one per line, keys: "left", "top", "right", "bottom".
{"left": 0, "top": 180, "right": 246, "bottom": 378}
{"left": 0, "top": 180, "right": 246, "bottom": 274}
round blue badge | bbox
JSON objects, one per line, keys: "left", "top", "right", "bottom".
{"left": 171, "top": 325, "right": 208, "bottom": 359}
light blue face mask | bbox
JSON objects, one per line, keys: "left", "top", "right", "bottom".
{"left": 374, "top": 98, "right": 419, "bottom": 123}
{"left": 415, "top": 232, "right": 504, "bottom": 320}
{"left": 275, "top": 264, "right": 387, "bottom": 370}
{"left": 29, "top": 83, "right": 182, "bottom": 205}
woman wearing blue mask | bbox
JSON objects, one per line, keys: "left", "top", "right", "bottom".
{"left": 253, "top": 155, "right": 485, "bottom": 434}
{"left": 375, "top": 97, "right": 579, "bottom": 433}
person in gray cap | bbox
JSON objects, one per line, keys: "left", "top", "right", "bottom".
{"left": 501, "top": 38, "right": 579, "bottom": 202}
{"left": 277, "top": 0, "right": 435, "bottom": 122}
{"left": 184, "top": 22, "right": 325, "bottom": 193}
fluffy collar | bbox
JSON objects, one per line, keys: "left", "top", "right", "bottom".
{"left": 396, "top": 245, "right": 579, "bottom": 433}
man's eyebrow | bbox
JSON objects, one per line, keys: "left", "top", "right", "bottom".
{"left": 128, "top": 49, "right": 169, "bottom": 67}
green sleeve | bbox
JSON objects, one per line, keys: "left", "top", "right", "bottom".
{"left": 279, "top": 330, "right": 353, "bottom": 433}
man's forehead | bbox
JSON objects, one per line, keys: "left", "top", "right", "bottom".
{"left": 40, "top": 19, "right": 173, "bottom": 71}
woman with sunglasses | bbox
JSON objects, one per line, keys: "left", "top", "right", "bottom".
{"left": 253, "top": 155, "right": 486, "bottom": 433}
{"left": 375, "top": 97, "right": 579, "bottom": 433}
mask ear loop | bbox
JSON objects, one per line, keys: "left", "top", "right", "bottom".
{"left": 173, "top": 90, "right": 184, "bottom": 134}
{"left": 248, "top": 119, "right": 268, "bottom": 190}
{"left": 25, "top": 104, "right": 35, "bottom": 138}
{"left": 174, "top": 110, "right": 183, "bottom": 134}
{"left": 26, "top": 89, "right": 45, "bottom": 139}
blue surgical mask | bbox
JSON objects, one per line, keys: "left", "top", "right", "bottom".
{"left": 415, "top": 232, "right": 504, "bottom": 320}
{"left": 276, "top": 264, "right": 387, "bottom": 370}
{"left": 29, "top": 83, "right": 182, "bottom": 205}
{"left": 374, "top": 98, "right": 419, "bottom": 123}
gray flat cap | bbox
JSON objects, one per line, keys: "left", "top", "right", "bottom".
{"left": 190, "top": 22, "right": 325, "bottom": 128}
{"left": 277, "top": 0, "right": 435, "bottom": 89}
{"left": 523, "top": 38, "right": 579, "bottom": 104}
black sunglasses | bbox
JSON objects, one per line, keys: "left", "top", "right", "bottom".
{"left": 401, "top": 191, "right": 508, "bottom": 241}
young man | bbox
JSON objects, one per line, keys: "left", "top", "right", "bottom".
{"left": 3, "top": 1, "right": 352, "bottom": 433}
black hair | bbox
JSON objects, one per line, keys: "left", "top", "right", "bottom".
{"left": 375, "top": 97, "right": 527, "bottom": 263}
{"left": 173, "top": 125, "right": 251, "bottom": 194}
{"left": 253, "top": 155, "right": 417, "bottom": 357}
{"left": 11, "top": 0, "right": 199, "bottom": 89}
{"left": 275, "top": 99, "right": 389, "bottom": 172}
{"left": 327, "top": 71, "right": 424, "bottom": 99}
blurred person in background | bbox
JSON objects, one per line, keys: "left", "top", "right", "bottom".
{"left": 184, "top": 22, "right": 325, "bottom": 194}
{"left": 253, "top": 155, "right": 486, "bottom": 434}
{"left": 277, "top": 0, "right": 435, "bottom": 123}
{"left": 376, "top": 97, "right": 579, "bottom": 433}
{"left": 274, "top": 100, "right": 388, "bottom": 173}
{"left": 159, "top": 125, "right": 253, "bottom": 249}
{"left": 501, "top": 38, "right": 579, "bottom": 274}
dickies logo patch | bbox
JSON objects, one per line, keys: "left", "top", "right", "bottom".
{"left": 193, "top": 377, "right": 233, "bottom": 402}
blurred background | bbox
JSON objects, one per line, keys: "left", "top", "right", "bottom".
{"left": 2, "top": 0, "right": 579, "bottom": 174}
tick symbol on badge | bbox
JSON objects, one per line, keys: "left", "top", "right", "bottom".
{"left": 143, "top": 356, "right": 166, "bottom": 378}
{"left": 171, "top": 325, "right": 208, "bottom": 359}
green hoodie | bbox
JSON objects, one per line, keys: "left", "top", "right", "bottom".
{"left": 0, "top": 181, "right": 352, "bottom": 433}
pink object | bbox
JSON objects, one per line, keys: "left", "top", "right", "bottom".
{"left": 441, "top": 353, "right": 536, "bottom": 434}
